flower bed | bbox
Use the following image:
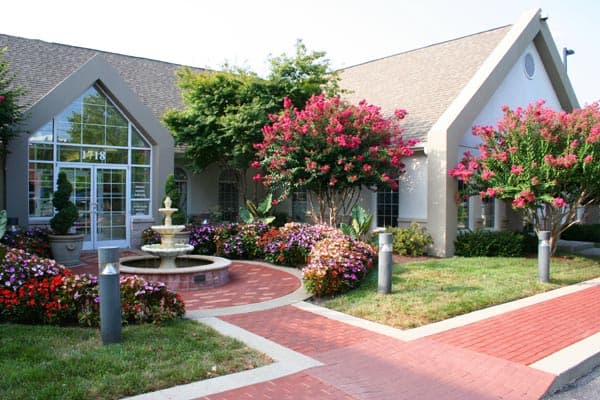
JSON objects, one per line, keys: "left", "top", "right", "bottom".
{"left": 302, "top": 233, "right": 376, "bottom": 297}
{"left": 144, "top": 221, "right": 376, "bottom": 297}
{"left": 0, "top": 246, "right": 184, "bottom": 326}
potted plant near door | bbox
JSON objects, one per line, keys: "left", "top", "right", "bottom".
{"left": 48, "top": 171, "right": 84, "bottom": 266}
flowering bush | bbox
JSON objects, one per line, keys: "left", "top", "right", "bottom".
{"left": 450, "top": 101, "right": 600, "bottom": 253}
{"left": 1, "top": 227, "right": 51, "bottom": 258}
{"left": 302, "top": 233, "right": 376, "bottom": 297}
{"left": 214, "top": 223, "right": 269, "bottom": 259}
{"left": 261, "top": 223, "right": 335, "bottom": 266}
{"left": 0, "top": 246, "right": 185, "bottom": 326}
{"left": 386, "top": 222, "right": 433, "bottom": 256}
{"left": 188, "top": 223, "right": 217, "bottom": 255}
{"left": 141, "top": 227, "right": 161, "bottom": 245}
{"left": 253, "top": 94, "right": 416, "bottom": 226}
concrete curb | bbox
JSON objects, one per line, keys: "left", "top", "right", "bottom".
{"left": 534, "top": 333, "right": 600, "bottom": 397}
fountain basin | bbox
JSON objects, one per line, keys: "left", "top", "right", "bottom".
{"left": 120, "top": 255, "right": 231, "bottom": 291}
{"left": 141, "top": 243, "right": 195, "bottom": 269}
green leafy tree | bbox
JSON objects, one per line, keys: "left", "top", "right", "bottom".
{"left": 0, "top": 47, "right": 24, "bottom": 208}
{"left": 450, "top": 100, "right": 600, "bottom": 253}
{"left": 163, "top": 41, "right": 339, "bottom": 199}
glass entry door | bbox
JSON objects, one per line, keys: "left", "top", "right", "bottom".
{"left": 59, "top": 165, "right": 128, "bottom": 250}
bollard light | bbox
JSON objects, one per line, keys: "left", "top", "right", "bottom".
{"left": 378, "top": 233, "right": 393, "bottom": 294}
{"left": 538, "top": 231, "right": 550, "bottom": 283}
{"left": 98, "top": 246, "right": 122, "bottom": 345}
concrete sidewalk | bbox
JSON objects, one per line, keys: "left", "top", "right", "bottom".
{"left": 117, "top": 258, "right": 600, "bottom": 400}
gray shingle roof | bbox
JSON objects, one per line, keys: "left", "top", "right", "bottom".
{"left": 339, "top": 26, "right": 511, "bottom": 143}
{"left": 0, "top": 34, "right": 204, "bottom": 121}
{"left": 1, "top": 27, "right": 510, "bottom": 141}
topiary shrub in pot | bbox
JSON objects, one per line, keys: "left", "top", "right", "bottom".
{"left": 48, "top": 171, "right": 84, "bottom": 267}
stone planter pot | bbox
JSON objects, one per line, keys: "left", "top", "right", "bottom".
{"left": 48, "top": 233, "right": 84, "bottom": 267}
{"left": 174, "top": 230, "right": 190, "bottom": 245}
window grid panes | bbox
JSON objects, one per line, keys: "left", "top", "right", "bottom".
{"left": 219, "top": 170, "right": 238, "bottom": 222}
{"left": 28, "top": 85, "right": 152, "bottom": 218}
{"left": 377, "top": 186, "right": 399, "bottom": 227}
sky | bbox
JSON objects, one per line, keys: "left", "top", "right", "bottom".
{"left": 2, "top": 0, "right": 598, "bottom": 105}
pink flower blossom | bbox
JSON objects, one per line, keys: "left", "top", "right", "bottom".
{"left": 0, "top": 95, "right": 4, "bottom": 102}
{"left": 252, "top": 173, "right": 262, "bottom": 182}
{"left": 584, "top": 155, "right": 593, "bottom": 163}
{"left": 531, "top": 176, "right": 539, "bottom": 185}
{"left": 512, "top": 197, "right": 526, "bottom": 208}
{"left": 552, "top": 197, "right": 567, "bottom": 208}
{"left": 250, "top": 160, "right": 261, "bottom": 168}
{"left": 481, "top": 169, "right": 495, "bottom": 181}
{"left": 508, "top": 146, "right": 518, "bottom": 154}
{"left": 511, "top": 165, "right": 524, "bottom": 175}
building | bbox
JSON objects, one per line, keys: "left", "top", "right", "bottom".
{"left": 0, "top": 9, "right": 578, "bottom": 255}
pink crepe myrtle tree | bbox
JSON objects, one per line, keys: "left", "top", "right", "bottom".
{"left": 449, "top": 100, "right": 600, "bottom": 253}
{"left": 253, "top": 94, "right": 417, "bottom": 226}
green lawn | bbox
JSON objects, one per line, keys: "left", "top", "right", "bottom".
{"left": 0, "top": 319, "right": 271, "bottom": 400}
{"left": 324, "top": 254, "right": 600, "bottom": 329}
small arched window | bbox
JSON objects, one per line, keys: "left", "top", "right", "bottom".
{"left": 218, "top": 169, "right": 239, "bottom": 222}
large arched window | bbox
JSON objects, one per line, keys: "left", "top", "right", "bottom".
{"left": 218, "top": 169, "right": 239, "bottom": 222}
{"left": 28, "top": 85, "right": 151, "bottom": 218}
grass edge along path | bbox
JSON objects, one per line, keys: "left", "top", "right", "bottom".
{"left": 0, "top": 319, "right": 271, "bottom": 400}
{"left": 324, "top": 255, "right": 600, "bottom": 329}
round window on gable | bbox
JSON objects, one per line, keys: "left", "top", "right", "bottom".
{"left": 524, "top": 53, "right": 535, "bottom": 79}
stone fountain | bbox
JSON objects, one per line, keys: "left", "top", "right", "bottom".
{"left": 140, "top": 197, "right": 194, "bottom": 269}
{"left": 120, "top": 197, "right": 231, "bottom": 291}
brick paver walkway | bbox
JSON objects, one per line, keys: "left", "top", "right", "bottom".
{"left": 73, "top": 250, "right": 599, "bottom": 399}
{"left": 178, "top": 263, "right": 300, "bottom": 310}
{"left": 430, "top": 285, "right": 600, "bottom": 365}
{"left": 219, "top": 304, "right": 557, "bottom": 400}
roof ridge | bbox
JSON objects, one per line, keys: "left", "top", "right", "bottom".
{"left": 339, "top": 24, "right": 512, "bottom": 71}
{"left": 0, "top": 32, "right": 204, "bottom": 71}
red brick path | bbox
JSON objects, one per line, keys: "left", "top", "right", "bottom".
{"left": 178, "top": 263, "right": 300, "bottom": 310}
{"left": 216, "top": 303, "right": 560, "bottom": 400}
{"left": 430, "top": 285, "right": 600, "bottom": 365}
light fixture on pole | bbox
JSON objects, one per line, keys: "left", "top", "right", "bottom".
{"left": 563, "top": 47, "right": 575, "bottom": 73}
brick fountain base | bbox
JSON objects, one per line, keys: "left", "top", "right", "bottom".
{"left": 119, "top": 255, "right": 231, "bottom": 291}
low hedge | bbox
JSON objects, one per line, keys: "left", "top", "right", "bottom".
{"left": 454, "top": 230, "right": 529, "bottom": 257}
{"left": 560, "top": 224, "right": 600, "bottom": 242}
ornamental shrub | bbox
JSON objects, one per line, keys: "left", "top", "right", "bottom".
{"left": 188, "top": 223, "right": 217, "bottom": 255}
{"left": 214, "top": 223, "right": 269, "bottom": 259}
{"left": 386, "top": 222, "right": 433, "bottom": 256}
{"left": 560, "top": 224, "right": 600, "bottom": 242}
{"left": 261, "top": 222, "right": 335, "bottom": 266}
{"left": 1, "top": 227, "right": 51, "bottom": 258}
{"left": 141, "top": 227, "right": 161, "bottom": 245}
{"left": 454, "top": 230, "right": 526, "bottom": 257}
{"left": 302, "top": 233, "right": 376, "bottom": 297}
{"left": 0, "top": 246, "right": 185, "bottom": 326}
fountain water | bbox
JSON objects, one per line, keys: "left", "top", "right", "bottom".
{"left": 140, "top": 196, "right": 194, "bottom": 269}
{"left": 120, "top": 197, "right": 231, "bottom": 290}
